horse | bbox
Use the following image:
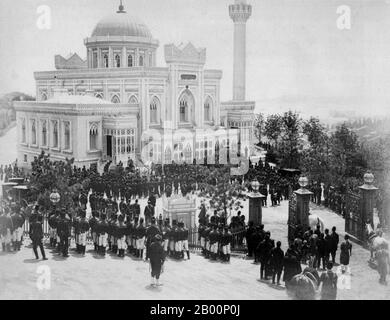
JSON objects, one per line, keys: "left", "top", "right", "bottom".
{"left": 366, "top": 223, "right": 388, "bottom": 263}
{"left": 308, "top": 214, "right": 325, "bottom": 233}
{"left": 288, "top": 267, "right": 320, "bottom": 300}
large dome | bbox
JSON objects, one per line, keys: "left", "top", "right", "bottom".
{"left": 91, "top": 13, "right": 152, "bottom": 38}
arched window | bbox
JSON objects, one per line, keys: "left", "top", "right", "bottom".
{"left": 115, "top": 54, "right": 121, "bottom": 68}
{"left": 52, "top": 120, "right": 58, "bottom": 148}
{"left": 164, "top": 147, "right": 171, "bottom": 163}
{"left": 204, "top": 96, "right": 213, "bottom": 122}
{"left": 139, "top": 55, "right": 144, "bottom": 66}
{"left": 89, "top": 123, "right": 98, "bottom": 150}
{"left": 21, "top": 119, "right": 26, "bottom": 143}
{"left": 64, "top": 122, "right": 70, "bottom": 150}
{"left": 150, "top": 97, "right": 160, "bottom": 124}
{"left": 41, "top": 120, "right": 47, "bottom": 146}
{"left": 103, "top": 54, "right": 109, "bottom": 68}
{"left": 128, "top": 95, "right": 138, "bottom": 104}
{"left": 31, "top": 120, "right": 37, "bottom": 145}
{"left": 111, "top": 95, "right": 120, "bottom": 104}
{"left": 178, "top": 89, "right": 194, "bottom": 123}
{"left": 95, "top": 93, "right": 104, "bottom": 99}
{"left": 128, "top": 54, "right": 133, "bottom": 67}
{"left": 184, "top": 144, "right": 192, "bottom": 163}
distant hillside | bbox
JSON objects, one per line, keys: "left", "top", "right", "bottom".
{"left": 0, "top": 92, "right": 35, "bottom": 133}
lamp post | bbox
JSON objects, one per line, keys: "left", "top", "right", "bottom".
{"left": 50, "top": 189, "right": 61, "bottom": 207}
{"left": 248, "top": 179, "right": 265, "bottom": 226}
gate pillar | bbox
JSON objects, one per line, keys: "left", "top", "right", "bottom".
{"left": 359, "top": 172, "right": 378, "bottom": 236}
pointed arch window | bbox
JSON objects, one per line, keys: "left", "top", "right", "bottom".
{"left": 111, "top": 95, "right": 120, "bottom": 104}
{"left": 21, "top": 119, "right": 26, "bottom": 143}
{"left": 52, "top": 120, "right": 59, "bottom": 148}
{"left": 103, "top": 54, "right": 109, "bottom": 68}
{"left": 31, "top": 119, "right": 37, "bottom": 145}
{"left": 64, "top": 121, "right": 71, "bottom": 150}
{"left": 41, "top": 120, "right": 47, "bottom": 146}
{"left": 95, "top": 93, "right": 104, "bottom": 99}
{"left": 115, "top": 54, "right": 121, "bottom": 68}
{"left": 128, "top": 54, "right": 133, "bottom": 67}
{"left": 178, "top": 89, "right": 194, "bottom": 123}
{"left": 128, "top": 95, "right": 138, "bottom": 104}
{"left": 89, "top": 123, "right": 99, "bottom": 150}
{"left": 204, "top": 96, "right": 213, "bottom": 122}
{"left": 150, "top": 97, "right": 160, "bottom": 124}
{"left": 139, "top": 55, "right": 144, "bottom": 66}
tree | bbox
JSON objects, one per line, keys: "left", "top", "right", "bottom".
{"left": 253, "top": 113, "right": 265, "bottom": 143}
{"left": 279, "top": 111, "right": 302, "bottom": 169}
{"left": 198, "top": 167, "right": 246, "bottom": 221}
{"left": 264, "top": 114, "right": 282, "bottom": 148}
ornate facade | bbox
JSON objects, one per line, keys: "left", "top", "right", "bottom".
{"left": 15, "top": 1, "right": 255, "bottom": 168}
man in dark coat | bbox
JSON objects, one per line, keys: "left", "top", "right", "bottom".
{"left": 329, "top": 226, "right": 339, "bottom": 264}
{"left": 149, "top": 234, "right": 165, "bottom": 286}
{"left": 245, "top": 221, "right": 256, "bottom": 258}
{"left": 283, "top": 246, "right": 301, "bottom": 288}
{"left": 270, "top": 241, "right": 284, "bottom": 285}
{"left": 146, "top": 217, "right": 161, "bottom": 261}
{"left": 57, "top": 211, "right": 71, "bottom": 257}
{"left": 29, "top": 214, "right": 47, "bottom": 260}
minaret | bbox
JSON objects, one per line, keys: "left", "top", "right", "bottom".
{"left": 117, "top": 0, "right": 126, "bottom": 13}
{"left": 229, "top": 0, "right": 252, "bottom": 101}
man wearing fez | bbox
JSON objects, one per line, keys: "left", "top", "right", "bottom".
{"left": 149, "top": 234, "right": 165, "bottom": 287}
{"left": 29, "top": 214, "right": 47, "bottom": 260}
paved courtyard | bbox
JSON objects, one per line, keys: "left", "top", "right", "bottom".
{"left": 1, "top": 199, "right": 389, "bottom": 300}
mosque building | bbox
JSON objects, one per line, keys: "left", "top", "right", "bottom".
{"left": 15, "top": 0, "right": 255, "bottom": 168}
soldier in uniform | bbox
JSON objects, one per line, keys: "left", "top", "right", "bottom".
{"left": 0, "top": 207, "right": 7, "bottom": 252}
{"left": 57, "top": 210, "right": 71, "bottom": 258}
{"left": 136, "top": 217, "right": 146, "bottom": 260}
{"left": 175, "top": 221, "right": 184, "bottom": 259}
{"left": 133, "top": 199, "right": 141, "bottom": 220}
{"left": 48, "top": 210, "right": 59, "bottom": 248}
{"left": 11, "top": 206, "right": 25, "bottom": 251}
{"left": 116, "top": 214, "right": 127, "bottom": 258}
{"left": 169, "top": 220, "right": 177, "bottom": 257}
{"left": 146, "top": 217, "right": 161, "bottom": 261}
{"left": 89, "top": 211, "right": 99, "bottom": 252}
{"left": 73, "top": 210, "right": 81, "bottom": 253}
{"left": 125, "top": 216, "right": 134, "bottom": 254}
{"left": 209, "top": 225, "right": 219, "bottom": 260}
{"left": 203, "top": 223, "right": 212, "bottom": 258}
{"left": 96, "top": 213, "right": 109, "bottom": 256}
{"left": 108, "top": 214, "right": 118, "bottom": 254}
{"left": 221, "top": 226, "right": 232, "bottom": 262}
{"left": 29, "top": 214, "right": 48, "bottom": 260}
{"left": 78, "top": 210, "right": 90, "bottom": 255}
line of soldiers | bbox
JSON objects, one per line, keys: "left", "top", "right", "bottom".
{"left": 0, "top": 202, "right": 25, "bottom": 253}
{"left": 45, "top": 208, "right": 191, "bottom": 261}
{"left": 198, "top": 223, "right": 233, "bottom": 262}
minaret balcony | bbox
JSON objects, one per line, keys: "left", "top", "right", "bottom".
{"left": 229, "top": 4, "right": 252, "bottom": 22}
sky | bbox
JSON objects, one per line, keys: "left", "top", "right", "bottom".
{"left": 0, "top": 0, "right": 390, "bottom": 118}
